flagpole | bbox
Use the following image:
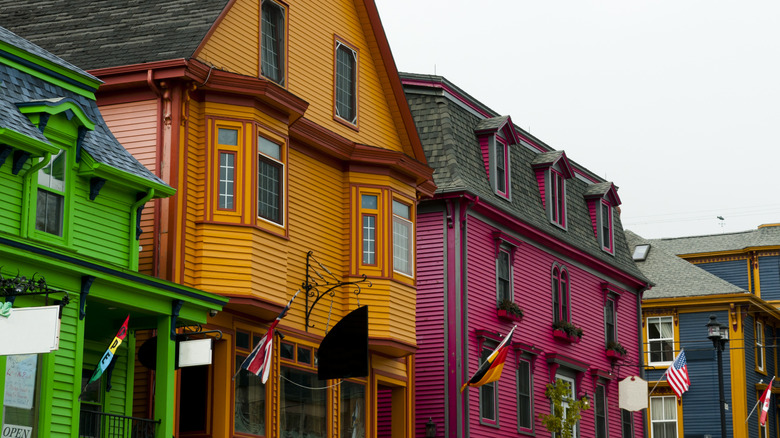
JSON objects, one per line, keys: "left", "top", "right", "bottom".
{"left": 745, "top": 398, "right": 761, "bottom": 423}
{"left": 647, "top": 368, "right": 667, "bottom": 397}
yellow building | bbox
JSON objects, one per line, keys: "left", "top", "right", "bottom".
{"left": 2, "top": 1, "right": 435, "bottom": 436}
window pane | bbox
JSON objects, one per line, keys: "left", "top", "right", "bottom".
{"left": 518, "top": 360, "right": 532, "bottom": 429}
{"left": 280, "top": 342, "right": 295, "bottom": 360}
{"left": 340, "top": 381, "right": 366, "bottom": 438}
{"left": 595, "top": 386, "right": 606, "bottom": 438}
{"left": 393, "top": 216, "right": 412, "bottom": 275}
{"left": 496, "top": 141, "right": 506, "bottom": 193}
{"left": 605, "top": 300, "right": 616, "bottom": 343}
{"left": 219, "top": 152, "right": 235, "bottom": 209}
{"left": 297, "top": 346, "right": 311, "bottom": 365}
{"left": 362, "top": 215, "right": 375, "bottom": 264}
{"left": 335, "top": 43, "right": 356, "bottom": 123}
{"left": 280, "top": 367, "right": 327, "bottom": 438}
{"left": 258, "top": 158, "right": 281, "bottom": 223}
{"left": 621, "top": 409, "right": 633, "bottom": 438}
{"left": 261, "top": 0, "right": 285, "bottom": 85}
{"left": 480, "top": 383, "right": 496, "bottom": 420}
{"left": 35, "top": 189, "right": 63, "bottom": 236}
{"left": 218, "top": 128, "right": 238, "bottom": 146}
{"left": 4, "top": 355, "right": 40, "bottom": 438}
{"left": 236, "top": 331, "right": 250, "bottom": 350}
{"left": 602, "top": 203, "right": 611, "bottom": 248}
{"left": 392, "top": 200, "right": 409, "bottom": 219}
{"left": 497, "top": 250, "right": 511, "bottom": 302}
{"left": 361, "top": 194, "right": 377, "bottom": 210}
{"left": 234, "top": 355, "right": 266, "bottom": 435}
{"left": 258, "top": 136, "right": 281, "bottom": 160}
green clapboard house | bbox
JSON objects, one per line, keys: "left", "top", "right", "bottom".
{"left": 0, "top": 26, "right": 227, "bottom": 437}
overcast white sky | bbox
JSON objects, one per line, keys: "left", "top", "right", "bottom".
{"left": 375, "top": 0, "right": 780, "bottom": 239}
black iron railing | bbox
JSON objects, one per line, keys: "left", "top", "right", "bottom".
{"left": 79, "top": 409, "right": 160, "bottom": 438}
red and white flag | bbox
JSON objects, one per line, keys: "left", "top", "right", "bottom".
{"left": 236, "top": 290, "right": 300, "bottom": 384}
{"left": 666, "top": 350, "right": 690, "bottom": 398}
{"left": 760, "top": 377, "right": 775, "bottom": 426}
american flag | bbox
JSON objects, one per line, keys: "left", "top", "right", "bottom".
{"left": 236, "top": 289, "right": 300, "bottom": 384}
{"left": 667, "top": 350, "right": 690, "bottom": 398}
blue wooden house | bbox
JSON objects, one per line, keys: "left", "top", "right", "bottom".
{"left": 627, "top": 230, "right": 780, "bottom": 438}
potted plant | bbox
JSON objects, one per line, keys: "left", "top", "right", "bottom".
{"left": 552, "top": 320, "right": 583, "bottom": 343}
{"left": 605, "top": 340, "right": 627, "bottom": 360}
{"left": 497, "top": 299, "right": 523, "bottom": 322}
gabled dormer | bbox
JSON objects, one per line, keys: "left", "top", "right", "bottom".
{"left": 475, "top": 115, "right": 520, "bottom": 199}
{"left": 531, "top": 150, "right": 574, "bottom": 229}
{"left": 584, "top": 182, "right": 621, "bottom": 254}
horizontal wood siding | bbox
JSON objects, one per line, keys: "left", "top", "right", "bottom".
{"left": 464, "top": 214, "right": 642, "bottom": 437}
{"left": 197, "top": 0, "right": 406, "bottom": 154}
{"left": 759, "top": 255, "right": 780, "bottom": 301}
{"left": 0, "top": 164, "right": 23, "bottom": 235}
{"left": 72, "top": 183, "right": 132, "bottom": 266}
{"left": 679, "top": 311, "right": 732, "bottom": 438}
{"left": 51, "top": 304, "right": 79, "bottom": 435}
{"left": 197, "top": 0, "right": 259, "bottom": 77}
{"left": 415, "top": 211, "right": 446, "bottom": 431}
{"left": 184, "top": 100, "right": 207, "bottom": 287}
{"left": 101, "top": 100, "right": 159, "bottom": 275}
{"left": 697, "top": 259, "right": 750, "bottom": 290}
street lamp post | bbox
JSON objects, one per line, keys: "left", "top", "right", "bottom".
{"left": 707, "top": 315, "right": 729, "bottom": 438}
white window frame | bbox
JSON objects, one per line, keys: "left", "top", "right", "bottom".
{"left": 392, "top": 199, "right": 413, "bottom": 277}
{"left": 335, "top": 41, "right": 358, "bottom": 125}
{"left": 650, "top": 396, "right": 678, "bottom": 438}
{"left": 257, "top": 135, "right": 284, "bottom": 226}
{"left": 36, "top": 149, "right": 67, "bottom": 237}
{"left": 647, "top": 316, "right": 674, "bottom": 366}
{"left": 621, "top": 409, "right": 633, "bottom": 438}
{"left": 555, "top": 375, "right": 577, "bottom": 438}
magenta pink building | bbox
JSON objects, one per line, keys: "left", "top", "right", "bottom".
{"left": 403, "top": 74, "right": 651, "bottom": 438}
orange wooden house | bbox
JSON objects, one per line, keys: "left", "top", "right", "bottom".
{"left": 2, "top": 0, "right": 435, "bottom": 436}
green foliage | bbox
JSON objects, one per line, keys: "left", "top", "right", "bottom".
{"left": 552, "top": 320, "right": 584, "bottom": 339}
{"left": 606, "top": 340, "right": 627, "bottom": 355}
{"left": 497, "top": 299, "right": 524, "bottom": 318}
{"left": 538, "top": 379, "right": 591, "bottom": 438}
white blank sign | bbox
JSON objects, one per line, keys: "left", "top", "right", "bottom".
{"left": 178, "top": 338, "right": 212, "bottom": 367}
{"left": 0, "top": 306, "right": 60, "bottom": 355}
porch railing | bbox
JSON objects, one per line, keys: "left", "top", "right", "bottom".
{"left": 79, "top": 409, "right": 160, "bottom": 438}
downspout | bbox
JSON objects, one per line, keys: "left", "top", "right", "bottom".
{"left": 129, "top": 189, "right": 155, "bottom": 270}
{"left": 21, "top": 152, "right": 51, "bottom": 237}
{"left": 637, "top": 286, "right": 649, "bottom": 438}
{"left": 147, "top": 69, "right": 164, "bottom": 278}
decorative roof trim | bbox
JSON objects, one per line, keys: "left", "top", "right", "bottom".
{"left": 584, "top": 181, "right": 621, "bottom": 206}
{"left": 16, "top": 98, "right": 96, "bottom": 131}
{"left": 532, "top": 150, "right": 574, "bottom": 179}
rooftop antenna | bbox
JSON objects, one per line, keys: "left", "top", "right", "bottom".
{"left": 717, "top": 216, "right": 725, "bottom": 231}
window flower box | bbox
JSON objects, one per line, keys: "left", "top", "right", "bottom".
{"left": 552, "top": 320, "right": 583, "bottom": 343}
{"left": 553, "top": 329, "right": 580, "bottom": 344}
{"left": 605, "top": 341, "right": 627, "bottom": 361}
{"left": 497, "top": 309, "right": 523, "bottom": 323}
{"left": 496, "top": 299, "right": 523, "bottom": 323}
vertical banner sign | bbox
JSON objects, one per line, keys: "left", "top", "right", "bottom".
{"left": 82, "top": 315, "right": 129, "bottom": 395}
{"left": 4, "top": 354, "right": 37, "bottom": 409}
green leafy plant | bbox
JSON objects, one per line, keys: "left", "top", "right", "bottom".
{"left": 538, "top": 379, "right": 591, "bottom": 438}
{"left": 606, "top": 340, "right": 627, "bottom": 355}
{"left": 497, "top": 299, "right": 524, "bottom": 318}
{"left": 552, "top": 320, "right": 584, "bottom": 339}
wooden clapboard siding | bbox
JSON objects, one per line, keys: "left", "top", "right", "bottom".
{"left": 50, "top": 303, "right": 80, "bottom": 436}
{"left": 197, "top": 0, "right": 259, "bottom": 77}
{"left": 414, "top": 211, "right": 446, "bottom": 430}
{"left": 132, "top": 330, "right": 153, "bottom": 419}
{"left": 759, "top": 255, "right": 780, "bottom": 300}
{"left": 72, "top": 183, "right": 132, "bottom": 266}
{"left": 196, "top": 0, "right": 406, "bottom": 155}
{"left": 101, "top": 100, "right": 159, "bottom": 274}
{"left": 0, "top": 159, "right": 23, "bottom": 235}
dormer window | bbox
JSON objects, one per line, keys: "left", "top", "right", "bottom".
{"left": 550, "top": 169, "right": 566, "bottom": 227}
{"left": 584, "top": 182, "right": 621, "bottom": 254}
{"left": 475, "top": 116, "right": 519, "bottom": 200}
{"left": 36, "top": 149, "right": 66, "bottom": 236}
{"left": 600, "top": 200, "right": 613, "bottom": 252}
{"left": 532, "top": 151, "right": 574, "bottom": 230}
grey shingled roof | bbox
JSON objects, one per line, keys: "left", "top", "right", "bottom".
{"left": 531, "top": 151, "right": 564, "bottom": 167}
{"left": 648, "top": 224, "right": 780, "bottom": 255}
{"left": 625, "top": 230, "right": 748, "bottom": 299}
{"left": 475, "top": 116, "right": 509, "bottom": 132}
{"left": 0, "top": 26, "right": 167, "bottom": 187}
{"left": 0, "top": 26, "right": 97, "bottom": 81}
{"left": 402, "top": 73, "right": 648, "bottom": 283}
{"left": 584, "top": 182, "right": 615, "bottom": 198}
{"left": 0, "top": 0, "right": 231, "bottom": 70}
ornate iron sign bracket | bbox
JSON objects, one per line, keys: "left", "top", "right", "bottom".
{"left": 302, "top": 251, "right": 370, "bottom": 331}
{"left": 0, "top": 270, "right": 70, "bottom": 315}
